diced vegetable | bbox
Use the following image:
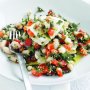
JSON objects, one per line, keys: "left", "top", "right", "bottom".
{"left": 25, "top": 38, "right": 32, "bottom": 46}
{"left": 0, "top": 31, "right": 4, "bottom": 38}
{"left": 27, "top": 29, "right": 35, "bottom": 37}
{"left": 56, "top": 68, "right": 63, "bottom": 77}
{"left": 48, "top": 28, "right": 54, "bottom": 36}
{"left": 27, "top": 20, "right": 33, "bottom": 26}
{"left": 51, "top": 59, "right": 59, "bottom": 66}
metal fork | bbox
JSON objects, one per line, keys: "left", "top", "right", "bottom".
{"left": 9, "top": 30, "right": 32, "bottom": 90}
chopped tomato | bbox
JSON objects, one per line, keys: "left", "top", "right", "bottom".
{"left": 48, "top": 28, "right": 54, "bottom": 36}
{"left": 48, "top": 10, "right": 55, "bottom": 16}
{"left": 27, "top": 20, "right": 33, "bottom": 26}
{"left": 46, "top": 49, "right": 51, "bottom": 57}
{"left": 59, "top": 39, "right": 65, "bottom": 44}
{"left": 25, "top": 38, "right": 32, "bottom": 46}
{"left": 38, "top": 64, "right": 49, "bottom": 74}
{"left": 64, "top": 44, "right": 71, "bottom": 51}
{"left": 86, "top": 39, "right": 90, "bottom": 45}
{"left": 61, "top": 33, "right": 66, "bottom": 39}
{"left": 34, "top": 25, "right": 39, "bottom": 30}
{"left": 59, "top": 60, "right": 67, "bottom": 67}
{"left": 78, "top": 43, "right": 84, "bottom": 47}
{"left": 31, "top": 69, "right": 42, "bottom": 77}
{"left": 34, "top": 43, "right": 41, "bottom": 49}
{"left": 56, "top": 68, "right": 63, "bottom": 77}
{"left": 51, "top": 49, "right": 58, "bottom": 53}
{"left": 27, "top": 29, "right": 34, "bottom": 37}
{"left": 77, "top": 32, "right": 84, "bottom": 38}
{"left": 0, "top": 31, "right": 4, "bottom": 38}
{"left": 79, "top": 47, "right": 87, "bottom": 56}
{"left": 6, "top": 41, "right": 10, "bottom": 47}
{"left": 19, "top": 46, "right": 26, "bottom": 52}
{"left": 47, "top": 43, "right": 54, "bottom": 51}
{"left": 23, "top": 26, "right": 27, "bottom": 32}
{"left": 14, "top": 39, "right": 21, "bottom": 43}
{"left": 51, "top": 59, "right": 59, "bottom": 66}
{"left": 64, "top": 43, "right": 73, "bottom": 51}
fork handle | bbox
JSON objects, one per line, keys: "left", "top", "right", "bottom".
{"left": 16, "top": 54, "right": 32, "bottom": 90}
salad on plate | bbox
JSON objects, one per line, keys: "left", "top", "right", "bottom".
{"left": 0, "top": 7, "right": 90, "bottom": 77}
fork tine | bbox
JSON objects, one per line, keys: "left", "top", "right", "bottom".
{"left": 9, "top": 30, "right": 20, "bottom": 40}
{"left": 15, "top": 31, "right": 18, "bottom": 39}
{"left": 18, "top": 32, "right": 21, "bottom": 37}
{"left": 12, "top": 30, "right": 15, "bottom": 40}
{"left": 9, "top": 31, "right": 12, "bottom": 39}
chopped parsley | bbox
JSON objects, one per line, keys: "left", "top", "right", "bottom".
{"left": 37, "top": 7, "right": 44, "bottom": 13}
{"left": 57, "top": 20, "right": 62, "bottom": 25}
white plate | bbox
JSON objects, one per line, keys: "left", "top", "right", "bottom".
{"left": 0, "top": 0, "right": 90, "bottom": 85}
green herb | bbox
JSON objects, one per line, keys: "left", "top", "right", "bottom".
{"left": 28, "top": 46, "right": 35, "bottom": 53}
{"left": 66, "top": 23, "right": 79, "bottom": 40}
{"left": 23, "top": 54, "right": 29, "bottom": 59}
{"left": 67, "top": 23, "right": 79, "bottom": 33}
{"left": 57, "top": 20, "right": 62, "bottom": 25}
{"left": 51, "top": 53, "right": 61, "bottom": 59}
{"left": 85, "top": 45, "right": 90, "bottom": 51}
{"left": 50, "top": 21, "right": 54, "bottom": 28}
{"left": 69, "top": 34, "right": 75, "bottom": 40}
{"left": 51, "top": 52, "right": 74, "bottom": 61}
{"left": 34, "top": 14, "right": 40, "bottom": 22}
{"left": 37, "top": 33, "right": 42, "bottom": 37}
{"left": 22, "top": 13, "right": 31, "bottom": 25}
{"left": 26, "top": 62, "right": 39, "bottom": 66}
{"left": 60, "top": 52, "right": 74, "bottom": 61}
{"left": 37, "top": 7, "right": 44, "bottom": 13}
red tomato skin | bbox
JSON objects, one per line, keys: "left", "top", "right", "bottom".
{"left": 51, "top": 49, "right": 58, "bottom": 54}
{"left": 27, "top": 20, "right": 33, "bottom": 26}
{"left": 31, "top": 69, "right": 42, "bottom": 77}
{"left": 34, "top": 43, "right": 41, "bottom": 49}
{"left": 48, "top": 28, "right": 54, "bottom": 36}
{"left": 14, "top": 39, "right": 21, "bottom": 43}
{"left": 59, "top": 60, "right": 67, "bottom": 67}
{"left": 51, "top": 59, "right": 59, "bottom": 66}
{"left": 64, "top": 43, "right": 73, "bottom": 51}
{"left": 6, "top": 41, "right": 10, "bottom": 47}
{"left": 47, "top": 43, "right": 54, "bottom": 51}
{"left": 79, "top": 47, "right": 87, "bottom": 56}
{"left": 86, "top": 39, "right": 90, "bottom": 45}
{"left": 46, "top": 50, "right": 50, "bottom": 57}
{"left": 27, "top": 29, "right": 34, "bottom": 37}
{"left": 0, "top": 31, "right": 4, "bottom": 37}
{"left": 23, "top": 26, "right": 27, "bottom": 32}
{"left": 25, "top": 38, "right": 32, "bottom": 46}
{"left": 38, "top": 64, "right": 49, "bottom": 74}
{"left": 56, "top": 68, "right": 63, "bottom": 77}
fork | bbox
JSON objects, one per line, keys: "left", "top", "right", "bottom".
{"left": 9, "top": 30, "right": 32, "bottom": 90}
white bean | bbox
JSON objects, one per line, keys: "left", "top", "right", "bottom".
{"left": 27, "top": 66, "right": 32, "bottom": 71}
{"left": 22, "top": 50, "right": 30, "bottom": 55}
{"left": 58, "top": 46, "right": 66, "bottom": 53}
{"left": 2, "top": 46, "right": 12, "bottom": 54}
{"left": 0, "top": 40, "right": 7, "bottom": 48}
{"left": 67, "top": 61, "right": 75, "bottom": 70}
{"left": 11, "top": 41, "right": 21, "bottom": 49}
{"left": 53, "top": 38, "right": 59, "bottom": 49}
{"left": 7, "top": 54, "right": 17, "bottom": 62}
